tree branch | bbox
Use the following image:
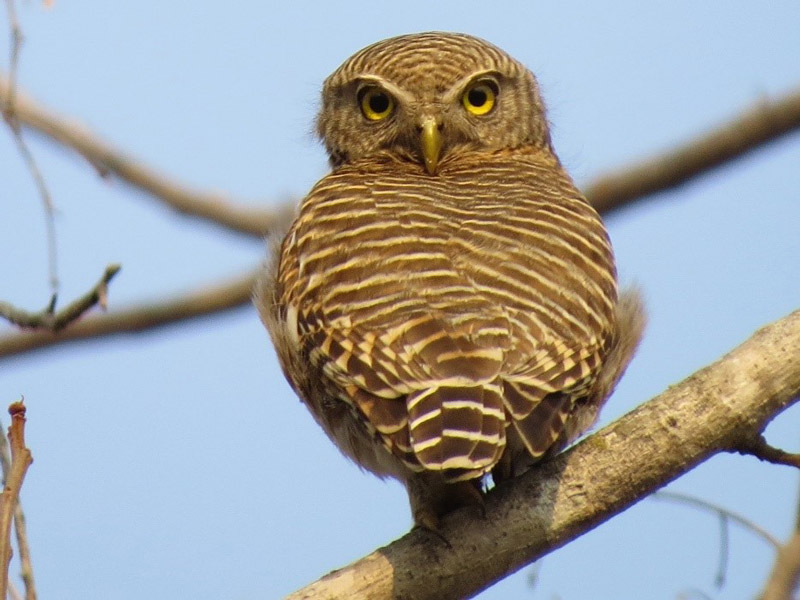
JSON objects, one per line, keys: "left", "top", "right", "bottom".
{"left": 651, "top": 490, "right": 781, "bottom": 549}
{"left": 0, "top": 402, "right": 33, "bottom": 600}
{"left": 0, "top": 269, "right": 256, "bottom": 360}
{"left": 759, "top": 530, "right": 800, "bottom": 600}
{"left": 286, "top": 310, "right": 800, "bottom": 600}
{"left": 0, "top": 74, "right": 288, "bottom": 238}
{"left": 0, "top": 263, "right": 120, "bottom": 331}
{"left": 3, "top": 73, "right": 799, "bottom": 236}
{"left": 584, "top": 87, "right": 800, "bottom": 215}
{"left": 2, "top": 1, "right": 59, "bottom": 294}
{"left": 2, "top": 79, "right": 799, "bottom": 363}
{"left": 0, "top": 414, "right": 36, "bottom": 600}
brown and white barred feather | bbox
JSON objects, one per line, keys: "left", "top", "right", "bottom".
{"left": 255, "top": 32, "right": 646, "bottom": 528}
{"left": 262, "top": 148, "right": 616, "bottom": 483}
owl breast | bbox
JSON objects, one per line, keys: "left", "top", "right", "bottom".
{"left": 271, "top": 148, "right": 617, "bottom": 479}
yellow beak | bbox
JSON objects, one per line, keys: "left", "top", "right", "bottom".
{"left": 420, "top": 119, "right": 442, "bottom": 175}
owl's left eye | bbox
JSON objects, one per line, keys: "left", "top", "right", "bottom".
{"left": 462, "top": 80, "right": 498, "bottom": 116}
{"left": 358, "top": 86, "right": 395, "bottom": 121}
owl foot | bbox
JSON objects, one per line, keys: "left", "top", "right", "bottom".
{"left": 407, "top": 474, "right": 485, "bottom": 536}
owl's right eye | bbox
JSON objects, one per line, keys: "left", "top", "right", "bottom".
{"left": 358, "top": 87, "right": 395, "bottom": 121}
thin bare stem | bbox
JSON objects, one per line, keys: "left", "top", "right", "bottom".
{"left": 3, "top": 0, "right": 20, "bottom": 106}
{"left": 734, "top": 434, "right": 800, "bottom": 469}
{"left": 0, "top": 418, "right": 36, "bottom": 600}
{"left": 2, "top": 0, "right": 59, "bottom": 294}
{"left": 0, "top": 263, "right": 121, "bottom": 331}
{"left": 651, "top": 490, "right": 781, "bottom": 549}
{"left": 0, "top": 402, "right": 33, "bottom": 600}
{"left": 0, "top": 269, "right": 257, "bottom": 360}
{"left": 759, "top": 531, "right": 800, "bottom": 600}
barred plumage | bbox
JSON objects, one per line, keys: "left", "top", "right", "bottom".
{"left": 256, "top": 32, "right": 645, "bottom": 529}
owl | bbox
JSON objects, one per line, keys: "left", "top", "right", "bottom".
{"left": 256, "top": 32, "right": 645, "bottom": 531}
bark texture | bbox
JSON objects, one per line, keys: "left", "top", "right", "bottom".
{"left": 286, "top": 310, "right": 800, "bottom": 600}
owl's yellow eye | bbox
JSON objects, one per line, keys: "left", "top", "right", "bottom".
{"left": 462, "top": 81, "right": 497, "bottom": 116}
{"left": 359, "top": 87, "right": 395, "bottom": 121}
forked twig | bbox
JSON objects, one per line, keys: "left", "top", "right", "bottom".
{"left": 0, "top": 263, "right": 121, "bottom": 331}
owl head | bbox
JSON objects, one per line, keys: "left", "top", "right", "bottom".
{"left": 316, "top": 32, "right": 552, "bottom": 174}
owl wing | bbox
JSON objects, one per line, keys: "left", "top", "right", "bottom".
{"left": 276, "top": 158, "right": 616, "bottom": 479}
{"left": 295, "top": 282, "right": 512, "bottom": 481}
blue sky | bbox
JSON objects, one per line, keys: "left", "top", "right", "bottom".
{"left": 2, "top": 2, "right": 799, "bottom": 598}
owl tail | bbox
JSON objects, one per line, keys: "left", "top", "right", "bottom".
{"left": 406, "top": 385, "right": 506, "bottom": 482}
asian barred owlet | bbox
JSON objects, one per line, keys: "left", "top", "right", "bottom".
{"left": 256, "top": 32, "right": 645, "bottom": 530}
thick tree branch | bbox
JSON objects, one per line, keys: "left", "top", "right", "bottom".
{"left": 0, "top": 270, "right": 256, "bottom": 360}
{"left": 286, "top": 310, "right": 800, "bottom": 600}
{"left": 0, "top": 74, "right": 287, "bottom": 238}
{"left": 584, "top": 88, "right": 800, "bottom": 215}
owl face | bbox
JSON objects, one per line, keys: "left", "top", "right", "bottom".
{"left": 317, "top": 32, "right": 551, "bottom": 174}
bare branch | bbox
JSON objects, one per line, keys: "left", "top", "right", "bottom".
{"left": 3, "top": 0, "right": 59, "bottom": 293}
{"left": 584, "top": 88, "right": 800, "bottom": 216}
{"left": 734, "top": 434, "right": 800, "bottom": 469}
{"left": 285, "top": 310, "right": 800, "bottom": 600}
{"left": 3, "top": 73, "right": 800, "bottom": 238}
{"left": 0, "top": 417, "right": 36, "bottom": 600}
{"left": 0, "top": 402, "right": 33, "bottom": 600}
{"left": 0, "top": 74, "right": 290, "bottom": 238}
{"left": 759, "top": 531, "right": 800, "bottom": 600}
{"left": 757, "top": 442, "right": 800, "bottom": 600}
{"left": 0, "top": 269, "right": 256, "bottom": 360}
{"left": 652, "top": 490, "right": 781, "bottom": 549}
{"left": 0, "top": 263, "right": 120, "bottom": 331}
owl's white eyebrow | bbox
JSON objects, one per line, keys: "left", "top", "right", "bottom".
{"left": 443, "top": 70, "right": 503, "bottom": 103}
{"left": 354, "top": 76, "right": 416, "bottom": 104}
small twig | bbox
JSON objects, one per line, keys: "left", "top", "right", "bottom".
{"left": 0, "top": 402, "right": 34, "bottom": 600}
{"left": 0, "top": 263, "right": 121, "bottom": 332}
{"left": 0, "top": 268, "right": 256, "bottom": 360}
{"left": 3, "top": 0, "right": 59, "bottom": 294}
{"left": 677, "top": 589, "right": 715, "bottom": 600}
{"left": 3, "top": 0, "right": 21, "bottom": 108}
{"left": 0, "top": 417, "right": 36, "bottom": 600}
{"left": 733, "top": 433, "right": 800, "bottom": 469}
{"left": 759, "top": 529, "right": 800, "bottom": 600}
{"left": 651, "top": 490, "right": 781, "bottom": 550}
{"left": 653, "top": 490, "right": 774, "bottom": 591}
{"left": 715, "top": 512, "right": 729, "bottom": 589}
{"left": 8, "top": 581, "right": 23, "bottom": 600}
{"left": 757, "top": 447, "right": 800, "bottom": 600}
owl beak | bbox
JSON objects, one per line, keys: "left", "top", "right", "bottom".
{"left": 420, "top": 118, "right": 443, "bottom": 175}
